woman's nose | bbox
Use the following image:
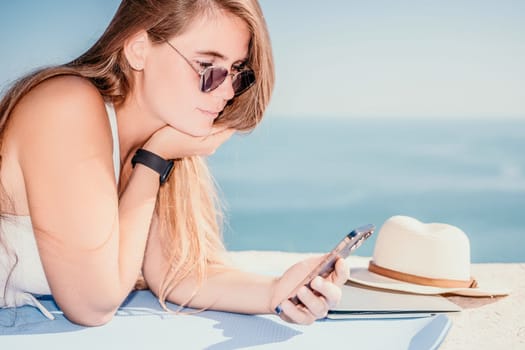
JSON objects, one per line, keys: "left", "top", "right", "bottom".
{"left": 213, "top": 74, "right": 236, "bottom": 101}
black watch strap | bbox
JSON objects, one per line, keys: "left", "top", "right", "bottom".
{"left": 131, "top": 149, "right": 175, "bottom": 185}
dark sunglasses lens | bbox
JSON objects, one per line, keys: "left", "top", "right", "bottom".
{"left": 201, "top": 67, "right": 228, "bottom": 92}
{"left": 232, "top": 70, "right": 256, "bottom": 96}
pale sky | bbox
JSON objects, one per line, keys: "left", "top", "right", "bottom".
{"left": 1, "top": 0, "right": 524, "bottom": 119}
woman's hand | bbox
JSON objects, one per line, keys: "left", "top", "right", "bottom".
{"left": 144, "top": 125, "right": 235, "bottom": 160}
{"left": 270, "top": 256, "right": 349, "bottom": 325}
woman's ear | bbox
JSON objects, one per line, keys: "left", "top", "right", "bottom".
{"left": 123, "top": 30, "right": 149, "bottom": 71}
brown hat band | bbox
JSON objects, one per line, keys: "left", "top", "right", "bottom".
{"left": 368, "top": 261, "right": 478, "bottom": 289}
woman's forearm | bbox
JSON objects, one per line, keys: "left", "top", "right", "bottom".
{"left": 116, "top": 164, "right": 160, "bottom": 295}
{"left": 167, "top": 265, "right": 278, "bottom": 315}
{"left": 57, "top": 164, "right": 161, "bottom": 326}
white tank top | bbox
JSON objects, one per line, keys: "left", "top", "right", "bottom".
{"left": 0, "top": 103, "right": 120, "bottom": 320}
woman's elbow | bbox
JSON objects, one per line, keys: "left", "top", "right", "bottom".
{"left": 61, "top": 304, "right": 118, "bottom": 327}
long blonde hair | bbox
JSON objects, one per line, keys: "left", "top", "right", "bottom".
{"left": 0, "top": 0, "right": 274, "bottom": 309}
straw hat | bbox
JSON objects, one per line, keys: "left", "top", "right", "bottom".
{"left": 348, "top": 215, "right": 509, "bottom": 297}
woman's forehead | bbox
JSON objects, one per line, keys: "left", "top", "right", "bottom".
{"left": 172, "top": 11, "right": 250, "bottom": 62}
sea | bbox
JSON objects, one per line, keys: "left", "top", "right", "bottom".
{"left": 208, "top": 117, "right": 525, "bottom": 263}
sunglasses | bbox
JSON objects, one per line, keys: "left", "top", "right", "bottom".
{"left": 164, "top": 40, "right": 256, "bottom": 96}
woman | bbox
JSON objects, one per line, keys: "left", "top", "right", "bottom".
{"left": 0, "top": 0, "right": 348, "bottom": 326}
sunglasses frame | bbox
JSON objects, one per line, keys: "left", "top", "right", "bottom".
{"left": 164, "top": 40, "right": 255, "bottom": 96}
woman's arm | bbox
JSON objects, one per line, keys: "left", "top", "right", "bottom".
{"left": 12, "top": 76, "right": 160, "bottom": 326}
{"left": 143, "top": 217, "right": 348, "bottom": 324}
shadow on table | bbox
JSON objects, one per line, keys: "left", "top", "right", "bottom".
{"left": 0, "top": 295, "right": 84, "bottom": 335}
{"left": 1, "top": 290, "right": 451, "bottom": 350}
{"left": 192, "top": 311, "right": 302, "bottom": 350}
{"left": 1, "top": 290, "right": 301, "bottom": 350}
{"left": 444, "top": 295, "right": 506, "bottom": 310}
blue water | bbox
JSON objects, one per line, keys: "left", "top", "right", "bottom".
{"left": 208, "top": 117, "right": 525, "bottom": 263}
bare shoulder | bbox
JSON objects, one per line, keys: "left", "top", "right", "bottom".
{"left": 0, "top": 75, "right": 117, "bottom": 216}
{"left": 9, "top": 75, "right": 112, "bottom": 157}
{"left": 12, "top": 75, "right": 107, "bottom": 129}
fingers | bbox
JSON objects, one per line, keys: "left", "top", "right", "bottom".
{"left": 208, "top": 126, "right": 234, "bottom": 137}
{"left": 199, "top": 128, "right": 235, "bottom": 155}
{"left": 310, "top": 276, "right": 342, "bottom": 309}
{"left": 276, "top": 277, "right": 340, "bottom": 325}
{"left": 145, "top": 125, "right": 236, "bottom": 159}
{"left": 276, "top": 299, "right": 317, "bottom": 325}
{"left": 275, "top": 259, "right": 349, "bottom": 325}
{"left": 300, "top": 283, "right": 331, "bottom": 316}
{"left": 332, "top": 258, "right": 350, "bottom": 286}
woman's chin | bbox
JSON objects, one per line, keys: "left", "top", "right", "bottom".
{"left": 172, "top": 123, "right": 214, "bottom": 138}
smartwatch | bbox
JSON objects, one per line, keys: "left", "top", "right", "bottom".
{"left": 131, "top": 149, "right": 175, "bottom": 185}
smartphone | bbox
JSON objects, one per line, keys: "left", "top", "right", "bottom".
{"left": 289, "top": 224, "right": 375, "bottom": 305}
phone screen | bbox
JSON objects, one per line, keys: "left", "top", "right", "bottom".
{"left": 289, "top": 224, "right": 375, "bottom": 305}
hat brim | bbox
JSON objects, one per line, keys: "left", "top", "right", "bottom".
{"left": 348, "top": 266, "right": 510, "bottom": 297}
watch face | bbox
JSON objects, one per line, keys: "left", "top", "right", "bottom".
{"left": 160, "top": 160, "right": 175, "bottom": 184}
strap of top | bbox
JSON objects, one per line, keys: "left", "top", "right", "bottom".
{"left": 105, "top": 103, "right": 121, "bottom": 182}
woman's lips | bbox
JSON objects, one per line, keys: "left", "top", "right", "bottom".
{"left": 198, "top": 108, "right": 219, "bottom": 119}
